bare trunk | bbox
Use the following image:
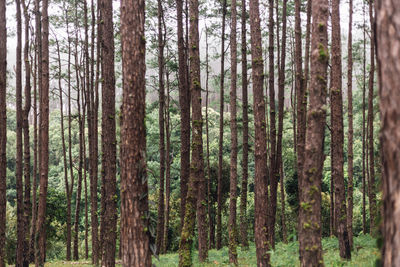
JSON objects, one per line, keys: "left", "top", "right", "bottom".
{"left": 0, "top": 0, "right": 5, "bottom": 265}
{"left": 120, "top": 0, "right": 151, "bottom": 264}
{"left": 217, "top": 0, "right": 227, "bottom": 250}
{"left": 239, "top": 0, "right": 249, "bottom": 249}
{"left": 298, "top": 0, "right": 329, "bottom": 265}
{"left": 249, "top": 0, "right": 270, "bottom": 264}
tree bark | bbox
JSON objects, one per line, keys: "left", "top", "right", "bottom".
{"left": 377, "top": 1, "right": 400, "bottom": 264}
{"left": 367, "top": 0, "right": 377, "bottom": 235}
{"left": 120, "top": 0, "right": 151, "bottom": 264}
{"left": 331, "top": 0, "right": 351, "bottom": 259}
{"left": 156, "top": 0, "right": 166, "bottom": 254}
{"left": 228, "top": 0, "right": 238, "bottom": 263}
{"left": 0, "top": 0, "right": 5, "bottom": 264}
{"left": 346, "top": 0, "right": 354, "bottom": 250}
{"left": 217, "top": 0, "right": 227, "bottom": 250}
{"left": 298, "top": 0, "right": 329, "bottom": 265}
{"left": 362, "top": 2, "right": 367, "bottom": 235}
{"left": 16, "top": 0, "right": 26, "bottom": 264}
{"left": 177, "top": 0, "right": 190, "bottom": 234}
{"left": 100, "top": 0, "right": 117, "bottom": 264}
{"left": 277, "top": 0, "right": 288, "bottom": 245}
{"left": 178, "top": 0, "right": 207, "bottom": 263}
{"left": 35, "top": 0, "right": 49, "bottom": 263}
{"left": 239, "top": 0, "right": 249, "bottom": 249}
{"left": 249, "top": 0, "right": 270, "bottom": 264}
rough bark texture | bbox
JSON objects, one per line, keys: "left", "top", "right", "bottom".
{"left": 0, "top": 0, "right": 6, "bottom": 266}
{"left": 298, "top": 0, "right": 329, "bottom": 265}
{"left": 156, "top": 0, "right": 166, "bottom": 254}
{"left": 377, "top": 1, "right": 400, "bottom": 264}
{"left": 277, "top": 0, "right": 288, "bottom": 245}
{"left": 35, "top": 0, "right": 49, "bottom": 263}
{"left": 178, "top": 0, "right": 207, "bottom": 263}
{"left": 217, "top": 0, "right": 227, "bottom": 250}
{"left": 100, "top": 0, "right": 117, "bottom": 264}
{"left": 249, "top": 0, "right": 270, "bottom": 264}
{"left": 346, "top": 0, "right": 354, "bottom": 250}
{"left": 228, "top": 0, "right": 238, "bottom": 263}
{"left": 177, "top": 0, "right": 190, "bottom": 233}
{"left": 268, "top": 0, "right": 278, "bottom": 249}
{"left": 331, "top": 0, "right": 351, "bottom": 259}
{"left": 22, "top": 0, "right": 31, "bottom": 264}
{"left": 16, "top": 0, "right": 26, "bottom": 264}
{"left": 295, "top": 1, "right": 307, "bottom": 243}
{"left": 239, "top": 0, "right": 249, "bottom": 249}
{"left": 367, "top": 0, "right": 377, "bottom": 235}
{"left": 362, "top": 2, "right": 367, "bottom": 234}
{"left": 120, "top": 0, "right": 151, "bottom": 264}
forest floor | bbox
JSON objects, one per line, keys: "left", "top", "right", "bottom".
{"left": 28, "top": 234, "right": 378, "bottom": 267}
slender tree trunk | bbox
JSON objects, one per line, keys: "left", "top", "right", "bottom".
{"left": 217, "top": 0, "right": 227, "bottom": 250}
{"left": 204, "top": 25, "right": 215, "bottom": 250}
{"left": 35, "top": 0, "right": 49, "bottom": 263}
{"left": 0, "top": 0, "right": 5, "bottom": 265}
{"left": 29, "top": 6, "right": 39, "bottom": 260}
{"left": 65, "top": 6, "right": 74, "bottom": 260}
{"left": 298, "top": 0, "right": 329, "bottom": 265}
{"left": 277, "top": 0, "right": 288, "bottom": 245}
{"left": 163, "top": 70, "right": 171, "bottom": 254}
{"left": 16, "top": 0, "right": 26, "bottom": 264}
{"left": 331, "top": 0, "right": 351, "bottom": 259}
{"left": 304, "top": 0, "right": 312, "bottom": 88}
{"left": 377, "top": 1, "right": 400, "bottom": 264}
{"left": 346, "top": 0, "right": 354, "bottom": 250}
{"left": 156, "top": 0, "right": 166, "bottom": 254}
{"left": 120, "top": 0, "right": 151, "bottom": 264}
{"left": 239, "top": 0, "right": 249, "bottom": 249}
{"left": 177, "top": 0, "right": 190, "bottom": 233}
{"left": 22, "top": 0, "right": 31, "bottom": 264}
{"left": 267, "top": 0, "right": 278, "bottom": 249}
{"left": 229, "top": 0, "right": 238, "bottom": 263}
{"left": 249, "top": 0, "right": 270, "bottom": 264}
{"left": 100, "top": 0, "right": 117, "bottom": 264}
{"left": 179, "top": 0, "right": 207, "bottom": 263}
{"left": 362, "top": 2, "right": 367, "bottom": 235}
{"left": 367, "top": 0, "right": 377, "bottom": 235}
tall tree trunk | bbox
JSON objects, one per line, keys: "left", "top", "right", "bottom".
{"left": 65, "top": 5, "right": 74, "bottom": 260}
{"left": 29, "top": 3, "right": 39, "bottom": 259}
{"left": 54, "top": 34, "right": 70, "bottom": 263}
{"left": 367, "top": 0, "right": 377, "bottom": 235}
{"left": 16, "top": 0, "right": 26, "bottom": 264}
{"left": 177, "top": 0, "right": 190, "bottom": 233}
{"left": 217, "top": 0, "right": 227, "bottom": 250}
{"left": 298, "top": 0, "right": 329, "bottom": 265}
{"left": 239, "top": 0, "right": 249, "bottom": 249}
{"left": 22, "top": 0, "right": 31, "bottom": 264}
{"left": 0, "top": 0, "right": 5, "bottom": 265}
{"left": 120, "top": 0, "right": 151, "bottom": 264}
{"left": 346, "top": 0, "right": 354, "bottom": 250}
{"left": 377, "top": 1, "right": 400, "bottom": 264}
{"left": 35, "top": 0, "right": 49, "bottom": 263}
{"left": 295, "top": 0, "right": 307, "bottom": 247}
{"left": 204, "top": 25, "right": 215, "bottom": 250}
{"left": 331, "top": 0, "right": 351, "bottom": 259}
{"left": 268, "top": 0, "right": 278, "bottom": 249}
{"left": 228, "top": 0, "right": 238, "bottom": 263}
{"left": 249, "top": 0, "right": 270, "bottom": 264}
{"left": 179, "top": 0, "right": 207, "bottom": 263}
{"left": 100, "top": 0, "right": 117, "bottom": 264}
{"left": 362, "top": 1, "right": 367, "bottom": 235}
{"left": 163, "top": 69, "right": 171, "bottom": 254}
{"left": 304, "top": 0, "right": 312, "bottom": 88}
{"left": 277, "top": 0, "right": 288, "bottom": 245}
{"left": 156, "top": 0, "right": 166, "bottom": 254}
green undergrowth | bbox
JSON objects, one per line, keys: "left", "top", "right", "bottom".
{"left": 25, "top": 235, "right": 378, "bottom": 267}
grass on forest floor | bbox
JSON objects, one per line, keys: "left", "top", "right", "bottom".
{"left": 26, "top": 234, "right": 378, "bottom": 267}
